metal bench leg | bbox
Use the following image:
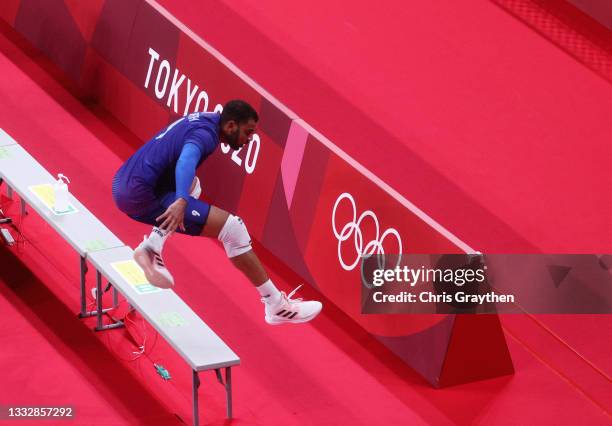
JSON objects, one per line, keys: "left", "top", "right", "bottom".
{"left": 80, "top": 261, "right": 118, "bottom": 319}
{"left": 226, "top": 367, "right": 232, "bottom": 419}
{"left": 192, "top": 370, "right": 200, "bottom": 426}
{"left": 94, "top": 271, "right": 124, "bottom": 331}
{"left": 95, "top": 271, "right": 104, "bottom": 330}
{"left": 20, "top": 197, "right": 26, "bottom": 215}
{"left": 215, "top": 367, "right": 233, "bottom": 419}
{"left": 79, "top": 256, "right": 88, "bottom": 317}
{"left": 7, "top": 185, "right": 12, "bottom": 200}
{"left": 113, "top": 286, "right": 119, "bottom": 308}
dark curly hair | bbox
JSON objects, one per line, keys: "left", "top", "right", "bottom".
{"left": 220, "top": 100, "right": 259, "bottom": 125}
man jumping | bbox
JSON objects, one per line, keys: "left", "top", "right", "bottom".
{"left": 111, "top": 100, "right": 322, "bottom": 325}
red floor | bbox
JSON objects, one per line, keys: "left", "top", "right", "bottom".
{"left": 0, "top": 4, "right": 610, "bottom": 426}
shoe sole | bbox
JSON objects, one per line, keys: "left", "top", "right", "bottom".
{"left": 265, "top": 303, "right": 323, "bottom": 325}
{"left": 133, "top": 247, "right": 174, "bottom": 289}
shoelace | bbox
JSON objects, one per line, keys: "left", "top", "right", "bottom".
{"left": 261, "top": 284, "right": 304, "bottom": 306}
{"left": 284, "top": 285, "right": 304, "bottom": 303}
{"left": 273, "top": 285, "right": 305, "bottom": 319}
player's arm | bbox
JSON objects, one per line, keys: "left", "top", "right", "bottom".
{"left": 156, "top": 143, "right": 202, "bottom": 232}
{"left": 175, "top": 143, "right": 201, "bottom": 201}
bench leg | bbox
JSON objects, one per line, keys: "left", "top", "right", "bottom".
{"left": 215, "top": 367, "right": 233, "bottom": 419}
{"left": 226, "top": 367, "right": 232, "bottom": 419}
{"left": 94, "top": 271, "right": 124, "bottom": 331}
{"left": 20, "top": 197, "right": 26, "bottom": 216}
{"left": 7, "top": 185, "right": 12, "bottom": 200}
{"left": 79, "top": 256, "right": 88, "bottom": 317}
{"left": 113, "top": 286, "right": 119, "bottom": 308}
{"left": 80, "top": 262, "right": 120, "bottom": 320}
{"left": 96, "top": 271, "right": 104, "bottom": 330}
{"left": 192, "top": 370, "right": 200, "bottom": 426}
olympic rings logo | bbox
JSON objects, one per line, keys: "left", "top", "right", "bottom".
{"left": 332, "top": 192, "right": 403, "bottom": 271}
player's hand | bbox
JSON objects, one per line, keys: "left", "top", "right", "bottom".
{"left": 156, "top": 198, "right": 187, "bottom": 233}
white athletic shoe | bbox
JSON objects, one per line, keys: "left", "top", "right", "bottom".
{"left": 263, "top": 285, "right": 322, "bottom": 325}
{"left": 133, "top": 236, "right": 174, "bottom": 289}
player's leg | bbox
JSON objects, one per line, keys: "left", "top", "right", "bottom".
{"left": 200, "top": 206, "right": 268, "bottom": 285}
{"left": 201, "top": 205, "right": 323, "bottom": 325}
{"left": 131, "top": 204, "right": 175, "bottom": 289}
{"left": 143, "top": 177, "right": 200, "bottom": 252}
{"left": 113, "top": 171, "right": 175, "bottom": 288}
{"left": 131, "top": 177, "right": 208, "bottom": 288}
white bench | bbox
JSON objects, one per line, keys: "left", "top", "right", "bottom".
{"left": 88, "top": 246, "right": 239, "bottom": 423}
{"left": 0, "top": 129, "right": 238, "bottom": 424}
{"left": 0, "top": 135, "right": 124, "bottom": 316}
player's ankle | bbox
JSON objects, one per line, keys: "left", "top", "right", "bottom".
{"left": 148, "top": 227, "right": 170, "bottom": 252}
{"left": 257, "top": 279, "right": 281, "bottom": 305}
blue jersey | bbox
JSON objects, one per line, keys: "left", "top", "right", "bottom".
{"left": 112, "top": 112, "right": 220, "bottom": 214}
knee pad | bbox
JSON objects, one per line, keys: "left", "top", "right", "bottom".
{"left": 218, "top": 214, "right": 252, "bottom": 258}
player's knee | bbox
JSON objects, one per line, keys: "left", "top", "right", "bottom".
{"left": 218, "top": 214, "right": 252, "bottom": 258}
